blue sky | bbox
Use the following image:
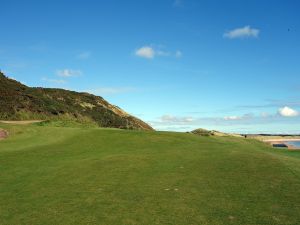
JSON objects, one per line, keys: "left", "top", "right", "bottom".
{"left": 1, "top": 0, "right": 300, "bottom": 133}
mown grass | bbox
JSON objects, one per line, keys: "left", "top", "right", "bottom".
{"left": 0, "top": 123, "right": 300, "bottom": 225}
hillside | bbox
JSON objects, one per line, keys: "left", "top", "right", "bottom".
{"left": 1, "top": 123, "right": 300, "bottom": 224}
{"left": 0, "top": 72, "right": 153, "bottom": 130}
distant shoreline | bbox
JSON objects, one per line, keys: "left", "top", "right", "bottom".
{"left": 264, "top": 138, "right": 300, "bottom": 142}
{"left": 263, "top": 139, "right": 300, "bottom": 150}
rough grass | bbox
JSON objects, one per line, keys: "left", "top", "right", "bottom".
{"left": 0, "top": 124, "right": 300, "bottom": 225}
{"left": 0, "top": 72, "right": 153, "bottom": 130}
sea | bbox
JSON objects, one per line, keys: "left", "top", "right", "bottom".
{"left": 285, "top": 141, "right": 300, "bottom": 148}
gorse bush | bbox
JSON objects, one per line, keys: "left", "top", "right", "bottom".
{"left": 0, "top": 72, "right": 153, "bottom": 130}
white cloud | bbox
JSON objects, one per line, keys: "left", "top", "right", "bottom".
{"left": 260, "top": 112, "right": 270, "bottom": 118}
{"left": 278, "top": 106, "right": 299, "bottom": 117}
{"left": 77, "top": 51, "right": 91, "bottom": 59}
{"left": 223, "top": 26, "right": 260, "bottom": 39}
{"left": 135, "top": 46, "right": 182, "bottom": 59}
{"left": 223, "top": 114, "right": 253, "bottom": 121}
{"left": 85, "top": 87, "right": 135, "bottom": 96}
{"left": 42, "top": 77, "right": 66, "bottom": 84}
{"left": 57, "top": 69, "right": 82, "bottom": 77}
{"left": 224, "top": 116, "right": 242, "bottom": 121}
{"left": 160, "top": 115, "right": 194, "bottom": 123}
{"left": 135, "top": 46, "right": 155, "bottom": 59}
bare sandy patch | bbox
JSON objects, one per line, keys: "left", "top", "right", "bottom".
{"left": 0, "top": 129, "right": 8, "bottom": 140}
{"left": 0, "top": 120, "right": 44, "bottom": 125}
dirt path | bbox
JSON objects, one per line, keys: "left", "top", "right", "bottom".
{"left": 0, "top": 129, "right": 8, "bottom": 140}
{"left": 0, "top": 120, "right": 44, "bottom": 125}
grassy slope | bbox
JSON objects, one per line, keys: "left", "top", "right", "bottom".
{"left": 0, "top": 124, "right": 300, "bottom": 225}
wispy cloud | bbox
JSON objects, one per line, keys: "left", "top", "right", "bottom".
{"left": 149, "top": 109, "right": 300, "bottom": 132}
{"left": 278, "top": 106, "right": 299, "bottom": 117}
{"left": 224, "top": 114, "right": 253, "bottom": 121}
{"left": 160, "top": 115, "right": 194, "bottom": 123}
{"left": 84, "top": 87, "right": 135, "bottom": 96}
{"left": 156, "top": 113, "right": 253, "bottom": 125}
{"left": 77, "top": 51, "right": 91, "bottom": 59}
{"left": 28, "top": 42, "right": 48, "bottom": 52}
{"left": 173, "top": 0, "right": 183, "bottom": 7}
{"left": 56, "top": 69, "right": 82, "bottom": 77}
{"left": 223, "top": 26, "right": 260, "bottom": 39}
{"left": 239, "top": 99, "right": 300, "bottom": 109}
{"left": 156, "top": 50, "right": 171, "bottom": 57}
{"left": 175, "top": 50, "right": 182, "bottom": 58}
{"left": 3, "top": 62, "right": 27, "bottom": 69}
{"left": 42, "top": 77, "right": 66, "bottom": 84}
{"left": 135, "top": 46, "right": 182, "bottom": 59}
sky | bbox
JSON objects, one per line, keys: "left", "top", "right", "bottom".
{"left": 1, "top": 0, "right": 300, "bottom": 133}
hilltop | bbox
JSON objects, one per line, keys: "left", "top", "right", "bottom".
{"left": 191, "top": 128, "right": 244, "bottom": 137}
{"left": 0, "top": 72, "right": 153, "bottom": 130}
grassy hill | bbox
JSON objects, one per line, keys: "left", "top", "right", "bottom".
{"left": 0, "top": 72, "right": 153, "bottom": 130}
{"left": 191, "top": 128, "right": 244, "bottom": 137}
{"left": 1, "top": 123, "right": 300, "bottom": 224}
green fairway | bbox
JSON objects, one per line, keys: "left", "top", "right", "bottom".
{"left": 1, "top": 124, "right": 300, "bottom": 225}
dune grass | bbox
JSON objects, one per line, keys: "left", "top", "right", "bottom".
{"left": 0, "top": 123, "right": 300, "bottom": 225}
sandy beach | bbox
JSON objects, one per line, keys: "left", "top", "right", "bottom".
{"left": 263, "top": 139, "right": 300, "bottom": 150}
{"left": 264, "top": 138, "right": 300, "bottom": 142}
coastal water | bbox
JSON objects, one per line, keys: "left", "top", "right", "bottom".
{"left": 285, "top": 141, "right": 300, "bottom": 148}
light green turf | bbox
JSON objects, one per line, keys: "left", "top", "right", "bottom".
{"left": 1, "top": 124, "right": 300, "bottom": 225}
